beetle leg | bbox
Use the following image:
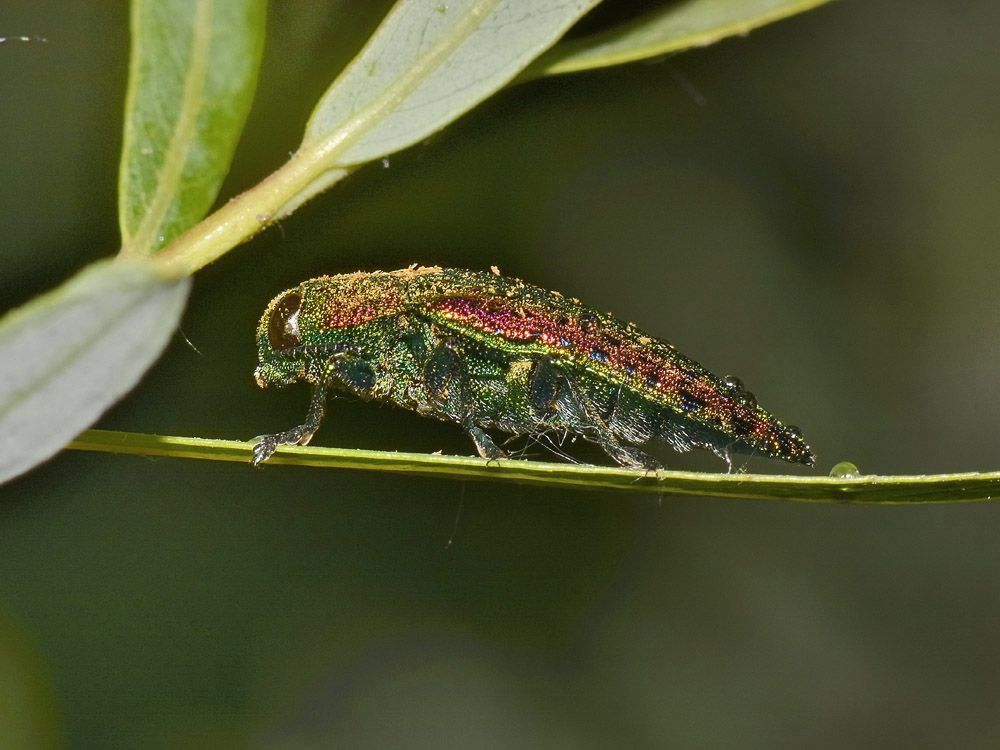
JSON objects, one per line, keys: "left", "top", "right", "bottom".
{"left": 559, "top": 375, "right": 663, "bottom": 470}
{"left": 424, "top": 338, "right": 508, "bottom": 460}
{"left": 251, "top": 384, "right": 328, "bottom": 466}
{"left": 464, "top": 420, "right": 507, "bottom": 461}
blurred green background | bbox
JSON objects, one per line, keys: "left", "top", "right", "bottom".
{"left": 3, "top": 1, "right": 1000, "bottom": 747}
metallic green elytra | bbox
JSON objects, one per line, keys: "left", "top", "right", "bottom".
{"left": 251, "top": 266, "right": 815, "bottom": 469}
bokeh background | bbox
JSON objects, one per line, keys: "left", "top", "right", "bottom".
{"left": 3, "top": 1, "right": 1000, "bottom": 747}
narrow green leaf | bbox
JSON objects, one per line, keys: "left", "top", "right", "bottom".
{"left": 0, "top": 262, "right": 190, "bottom": 484}
{"left": 118, "top": 0, "right": 266, "bottom": 258}
{"left": 301, "top": 0, "right": 604, "bottom": 167}
{"left": 522, "top": 0, "right": 832, "bottom": 80}
{"left": 67, "top": 430, "right": 1000, "bottom": 504}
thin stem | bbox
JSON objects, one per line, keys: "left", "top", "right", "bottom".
{"left": 145, "top": 144, "right": 352, "bottom": 277}
{"left": 66, "top": 430, "right": 1000, "bottom": 504}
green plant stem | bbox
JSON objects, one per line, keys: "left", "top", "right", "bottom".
{"left": 66, "top": 430, "right": 1000, "bottom": 503}
{"left": 147, "top": 146, "right": 352, "bottom": 277}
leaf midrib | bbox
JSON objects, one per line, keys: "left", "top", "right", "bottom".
{"left": 302, "top": 0, "right": 505, "bottom": 162}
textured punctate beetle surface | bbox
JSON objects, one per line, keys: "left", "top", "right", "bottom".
{"left": 251, "top": 266, "right": 815, "bottom": 469}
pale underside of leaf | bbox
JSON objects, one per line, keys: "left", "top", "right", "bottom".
{"left": 302, "top": 0, "right": 605, "bottom": 167}
{"left": 524, "top": 0, "right": 834, "bottom": 79}
{"left": 0, "top": 261, "right": 190, "bottom": 484}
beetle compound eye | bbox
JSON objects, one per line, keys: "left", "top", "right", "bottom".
{"left": 268, "top": 291, "right": 303, "bottom": 350}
